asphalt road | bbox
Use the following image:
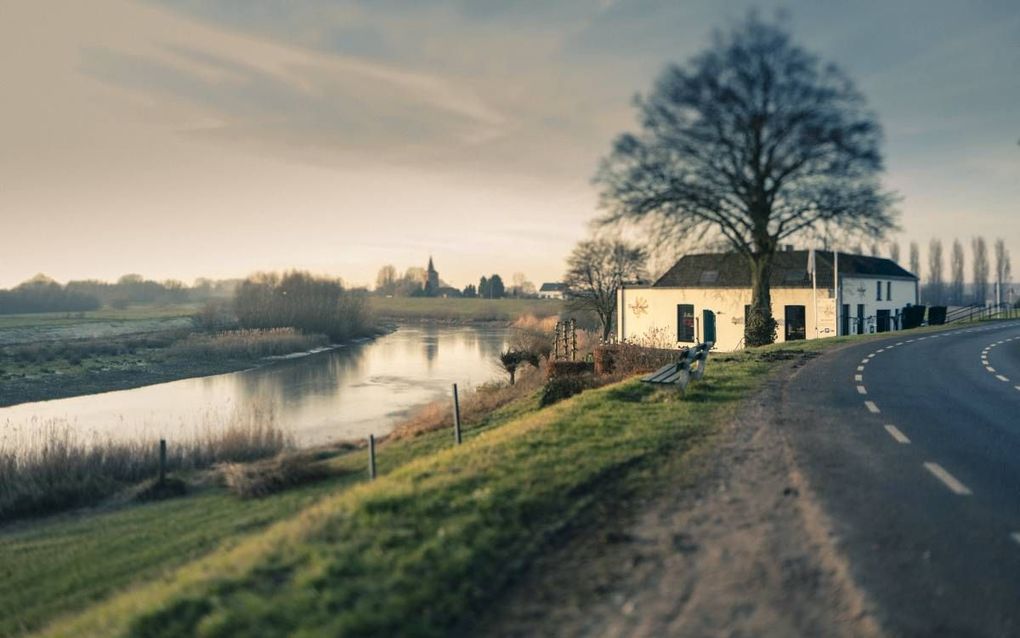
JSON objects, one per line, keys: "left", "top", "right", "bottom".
{"left": 781, "top": 320, "right": 1020, "bottom": 637}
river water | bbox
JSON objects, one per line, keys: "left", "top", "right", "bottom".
{"left": 0, "top": 325, "right": 510, "bottom": 449}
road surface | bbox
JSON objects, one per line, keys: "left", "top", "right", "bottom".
{"left": 783, "top": 320, "right": 1020, "bottom": 636}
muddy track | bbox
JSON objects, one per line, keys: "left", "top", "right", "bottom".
{"left": 470, "top": 352, "right": 880, "bottom": 637}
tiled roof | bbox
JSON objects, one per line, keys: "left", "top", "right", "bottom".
{"left": 653, "top": 250, "right": 917, "bottom": 288}
{"left": 539, "top": 282, "right": 566, "bottom": 291}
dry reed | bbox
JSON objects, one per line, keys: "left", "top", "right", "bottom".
{"left": 0, "top": 407, "right": 290, "bottom": 522}
{"left": 167, "top": 328, "right": 328, "bottom": 359}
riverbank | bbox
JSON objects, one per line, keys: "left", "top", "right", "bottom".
{"left": 8, "top": 341, "right": 791, "bottom": 637}
{"left": 0, "top": 325, "right": 393, "bottom": 408}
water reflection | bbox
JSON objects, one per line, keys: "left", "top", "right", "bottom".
{"left": 0, "top": 325, "right": 509, "bottom": 449}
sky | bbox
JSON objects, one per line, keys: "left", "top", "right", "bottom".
{"left": 2, "top": 0, "right": 1018, "bottom": 289}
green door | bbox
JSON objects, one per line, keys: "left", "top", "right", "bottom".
{"left": 702, "top": 309, "right": 716, "bottom": 344}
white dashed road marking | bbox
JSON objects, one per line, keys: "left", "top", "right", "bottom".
{"left": 865, "top": 401, "right": 880, "bottom": 414}
{"left": 857, "top": 365, "right": 865, "bottom": 372}
{"left": 924, "top": 462, "right": 972, "bottom": 496}
{"left": 884, "top": 425, "right": 910, "bottom": 444}
{"left": 854, "top": 374, "right": 863, "bottom": 382}
{"left": 996, "top": 375, "right": 1010, "bottom": 382}
{"left": 857, "top": 385, "right": 868, "bottom": 394}
{"left": 986, "top": 366, "right": 996, "bottom": 373}
{"left": 1012, "top": 532, "right": 1020, "bottom": 546}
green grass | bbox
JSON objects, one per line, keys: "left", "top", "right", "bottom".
{"left": 0, "top": 305, "right": 200, "bottom": 330}
{"left": 368, "top": 297, "right": 564, "bottom": 322}
{"left": 29, "top": 351, "right": 769, "bottom": 638}
{"left": 0, "top": 392, "right": 537, "bottom": 637}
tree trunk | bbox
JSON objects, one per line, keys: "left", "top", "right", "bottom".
{"left": 508, "top": 367, "right": 516, "bottom": 385}
{"left": 745, "top": 254, "right": 778, "bottom": 347}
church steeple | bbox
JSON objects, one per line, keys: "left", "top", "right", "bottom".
{"left": 425, "top": 255, "right": 439, "bottom": 296}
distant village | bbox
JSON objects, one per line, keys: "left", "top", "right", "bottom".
{"left": 372, "top": 257, "right": 565, "bottom": 300}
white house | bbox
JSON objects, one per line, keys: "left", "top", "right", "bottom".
{"left": 538, "top": 283, "right": 567, "bottom": 300}
{"left": 617, "top": 249, "right": 919, "bottom": 352}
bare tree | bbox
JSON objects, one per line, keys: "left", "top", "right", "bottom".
{"left": 564, "top": 239, "right": 647, "bottom": 340}
{"left": 950, "top": 239, "right": 965, "bottom": 305}
{"left": 596, "top": 15, "right": 895, "bottom": 346}
{"left": 972, "top": 237, "right": 989, "bottom": 304}
{"left": 909, "top": 241, "right": 921, "bottom": 279}
{"left": 870, "top": 242, "right": 881, "bottom": 257}
{"left": 927, "top": 239, "right": 944, "bottom": 305}
{"left": 375, "top": 264, "right": 397, "bottom": 295}
{"left": 888, "top": 242, "right": 901, "bottom": 264}
{"left": 994, "top": 238, "right": 1012, "bottom": 305}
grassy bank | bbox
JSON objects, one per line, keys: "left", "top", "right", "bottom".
{"left": 0, "top": 327, "right": 344, "bottom": 407}
{"left": 368, "top": 297, "right": 564, "bottom": 323}
{"left": 26, "top": 345, "right": 773, "bottom": 638}
{"left": 0, "top": 305, "right": 201, "bottom": 331}
{"left": 0, "top": 390, "right": 538, "bottom": 636}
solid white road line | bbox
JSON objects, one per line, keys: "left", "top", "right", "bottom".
{"left": 857, "top": 385, "right": 868, "bottom": 394}
{"left": 884, "top": 425, "right": 910, "bottom": 444}
{"left": 923, "top": 462, "right": 972, "bottom": 496}
{"left": 997, "top": 375, "right": 1010, "bottom": 382}
{"left": 865, "top": 400, "right": 880, "bottom": 413}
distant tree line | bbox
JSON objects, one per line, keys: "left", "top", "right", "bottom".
{"left": 0, "top": 274, "right": 239, "bottom": 315}
{"left": 886, "top": 237, "right": 1013, "bottom": 306}
{"left": 234, "top": 271, "right": 373, "bottom": 342}
{"left": 373, "top": 264, "right": 537, "bottom": 299}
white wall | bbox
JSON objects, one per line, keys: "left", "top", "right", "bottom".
{"left": 839, "top": 276, "right": 918, "bottom": 334}
{"left": 619, "top": 277, "right": 917, "bottom": 352}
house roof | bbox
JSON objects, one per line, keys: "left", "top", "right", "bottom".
{"left": 653, "top": 250, "right": 917, "bottom": 289}
{"left": 539, "top": 282, "right": 566, "bottom": 292}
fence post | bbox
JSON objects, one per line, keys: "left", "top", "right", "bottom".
{"left": 368, "top": 434, "right": 376, "bottom": 480}
{"left": 452, "top": 383, "right": 462, "bottom": 445}
{"left": 570, "top": 318, "right": 577, "bottom": 361}
{"left": 158, "top": 438, "right": 166, "bottom": 484}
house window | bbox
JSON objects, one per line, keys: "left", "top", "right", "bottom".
{"left": 886, "top": 281, "right": 891, "bottom": 300}
{"left": 677, "top": 304, "right": 695, "bottom": 342}
{"left": 876, "top": 281, "right": 882, "bottom": 301}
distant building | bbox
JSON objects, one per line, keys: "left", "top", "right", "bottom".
{"left": 425, "top": 257, "right": 440, "bottom": 297}
{"left": 617, "top": 249, "right": 919, "bottom": 352}
{"left": 538, "top": 282, "right": 566, "bottom": 300}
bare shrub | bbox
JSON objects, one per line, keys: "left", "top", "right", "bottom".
{"left": 220, "top": 451, "right": 331, "bottom": 498}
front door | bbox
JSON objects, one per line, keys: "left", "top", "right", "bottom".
{"left": 841, "top": 304, "right": 850, "bottom": 336}
{"left": 857, "top": 304, "right": 865, "bottom": 335}
{"left": 702, "top": 309, "right": 716, "bottom": 344}
{"left": 876, "top": 309, "right": 891, "bottom": 333}
{"left": 784, "top": 305, "right": 806, "bottom": 341}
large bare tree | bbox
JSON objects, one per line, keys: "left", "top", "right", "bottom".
{"left": 950, "top": 239, "right": 965, "bottom": 305}
{"left": 972, "top": 237, "right": 989, "bottom": 304}
{"left": 595, "top": 15, "right": 895, "bottom": 346}
{"left": 564, "top": 239, "right": 647, "bottom": 341}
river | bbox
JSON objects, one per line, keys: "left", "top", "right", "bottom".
{"left": 0, "top": 324, "right": 510, "bottom": 449}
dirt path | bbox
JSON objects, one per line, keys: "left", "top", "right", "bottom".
{"left": 472, "top": 355, "right": 881, "bottom": 637}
